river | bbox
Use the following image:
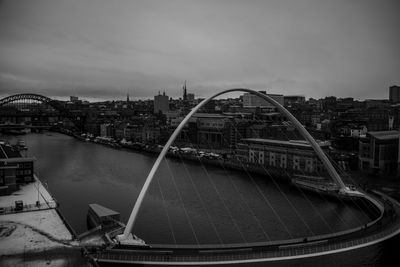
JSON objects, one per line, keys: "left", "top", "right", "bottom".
{"left": 3, "top": 132, "right": 399, "bottom": 266}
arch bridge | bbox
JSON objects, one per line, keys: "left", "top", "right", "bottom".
{"left": 0, "top": 93, "right": 85, "bottom": 130}
{"left": 89, "top": 88, "right": 400, "bottom": 265}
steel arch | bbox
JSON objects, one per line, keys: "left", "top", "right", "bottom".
{"left": 118, "top": 88, "right": 352, "bottom": 242}
{"left": 0, "top": 93, "right": 53, "bottom": 106}
{"left": 0, "top": 93, "right": 83, "bottom": 129}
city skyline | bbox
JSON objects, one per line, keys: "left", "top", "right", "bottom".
{"left": 0, "top": 0, "right": 399, "bottom": 101}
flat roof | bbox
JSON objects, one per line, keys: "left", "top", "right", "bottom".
{"left": 0, "top": 144, "right": 23, "bottom": 159}
{"left": 368, "top": 130, "right": 399, "bottom": 140}
{"left": 89, "top": 203, "right": 120, "bottom": 218}
{"left": 193, "top": 113, "right": 233, "bottom": 119}
{"left": 262, "top": 112, "right": 281, "bottom": 116}
{"left": 240, "top": 138, "right": 328, "bottom": 148}
{"left": 284, "top": 95, "right": 305, "bottom": 98}
{"left": 249, "top": 124, "right": 267, "bottom": 129}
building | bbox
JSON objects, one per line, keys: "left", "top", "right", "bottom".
{"left": 322, "top": 96, "right": 337, "bottom": 111}
{"left": 124, "top": 124, "right": 144, "bottom": 142}
{"left": 284, "top": 95, "right": 305, "bottom": 107}
{"left": 389, "top": 85, "right": 400, "bottom": 103}
{"left": 242, "top": 91, "right": 284, "bottom": 109}
{"left": 365, "top": 107, "right": 390, "bottom": 131}
{"left": 359, "top": 130, "right": 399, "bottom": 175}
{"left": 187, "top": 93, "right": 195, "bottom": 102}
{"left": 195, "top": 113, "right": 233, "bottom": 148}
{"left": 236, "top": 138, "right": 330, "bottom": 177}
{"left": 336, "top": 98, "right": 355, "bottom": 112}
{"left": 0, "top": 143, "right": 35, "bottom": 195}
{"left": 154, "top": 91, "right": 169, "bottom": 114}
{"left": 100, "top": 123, "right": 115, "bottom": 137}
{"left": 365, "top": 99, "right": 389, "bottom": 109}
{"left": 201, "top": 100, "right": 216, "bottom": 113}
{"left": 142, "top": 125, "right": 164, "bottom": 144}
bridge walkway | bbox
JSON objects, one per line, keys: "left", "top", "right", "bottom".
{"left": 94, "top": 195, "right": 400, "bottom": 265}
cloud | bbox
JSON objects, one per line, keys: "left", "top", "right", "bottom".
{"left": 0, "top": 0, "right": 399, "bottom": 101}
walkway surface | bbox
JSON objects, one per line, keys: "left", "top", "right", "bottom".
{"left": 95, "top": 193, "right": 400, "bottom": 265}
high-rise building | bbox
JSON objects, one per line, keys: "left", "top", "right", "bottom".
{"left": 389, "top": 85, "right": 400, "bottom": 103}
{"left": 242, "top": 91, "right": 284, "bottom": 108}
{"left": 154, "top": 91, "right": 169, "bottom": 114}
{"left": 284, "top": 95, "right": 305, "bottom": 106}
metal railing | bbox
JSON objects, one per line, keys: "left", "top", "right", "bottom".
{"left": 0, "top": 201, "right": 57, "bottom": 215}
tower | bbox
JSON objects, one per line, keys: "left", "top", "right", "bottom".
{"left": 154, "top": 90, "right": 169, "bottom": 114}
{"left": 183, "top": 80, "right": 187, "bottom": 101}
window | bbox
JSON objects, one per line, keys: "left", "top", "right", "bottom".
{"left": 258, "top": 151, "right": 264, "bottom": 164}
{"left": 305, "top": 158, "right": 313, "bottom": 172}
{"left": 269, "top": 152, "right": 276, "bottom": 167}
{"left": 280, "top": 154, "right": 287, "bottom": 168}
{"left": 293, "top": 156, "right": 300, "bottom": 170}
{"left": 249, "top": 150, "right": 255, "bottom": 163}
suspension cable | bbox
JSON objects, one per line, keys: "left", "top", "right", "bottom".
{"left": 214, "top": 118, "right": 294, "bottom": 239}
{"left": 172, "top": 144, "right": 224, "bottom": 244}
{"left": 286, "top": 121, "right": 365, "bottom": 227}
{"left": 164, "top": 156, "right": 200, "bottom": 245}
{"left": 178, "top": 130, "right": 248, "bottom": 244}
{"left": 229, "top": 117, "right": 315, "bottom": 237}
{"left": 193, "top": 125, "right": 271, "bottom": 241}
{"left": 156, "top": 177, "right": 177, "bottom": 244}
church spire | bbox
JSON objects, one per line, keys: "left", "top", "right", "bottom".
{"left": 183, "top": 80, "right": 187, "bottom": 101}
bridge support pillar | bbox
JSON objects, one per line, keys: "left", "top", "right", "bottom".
{"left": 115, "top": 233, "right": 146, "bottom": 246}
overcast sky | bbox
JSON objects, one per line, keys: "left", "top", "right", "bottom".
{"left": 0, "top": 0, "right": 399, "bottom": 101}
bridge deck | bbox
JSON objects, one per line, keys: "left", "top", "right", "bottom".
{"left": 93, "top": 192, "right": 400, "bottom": 265}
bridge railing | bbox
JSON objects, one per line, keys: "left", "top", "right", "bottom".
{"left": 96, "top": 215, "right": 400, "bottom": 263}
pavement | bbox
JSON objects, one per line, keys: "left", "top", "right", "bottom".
{"left": 0, "top": 177, "right": 88, "bottom": 267}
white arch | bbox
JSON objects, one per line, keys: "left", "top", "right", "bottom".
{"left": 117, "top": 88, "right": 351, "bottom": 243}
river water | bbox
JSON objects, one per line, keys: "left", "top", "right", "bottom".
{"left": 3, "top": 132, "right": 399, "bottom": 266}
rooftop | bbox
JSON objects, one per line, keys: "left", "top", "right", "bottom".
{"left": 193, "top": 113, "right": 233, "bottom": 119}
{"left": 0, "top": 144, "right": 22, "bottom": 159}
{"left": 89, "top": 203, "right": 120, "bottom": 218}
{"left": 368, "top": 130, "right": 399, "bottom": 141}
{"left": 249, "top": 124, "right": 268, "bottom": 130}
{"left": 240, "top": 138, "right": 329, "bottom": 148}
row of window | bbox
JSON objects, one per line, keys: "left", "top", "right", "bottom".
{"left": 17, "top": 163, "right": 32, "bottom": 168}
{"left": 248, "top": 150, "right": 322, "bottom": 173}
{"left": 16, "top": 169, "right": 32, "bottom": 175}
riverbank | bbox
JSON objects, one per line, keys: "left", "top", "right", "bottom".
{"left": 64, "top": 130, "right": 400, "bottom": 202}
{"left": 0, "top": 176, "right": 89, "bottom": 266}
